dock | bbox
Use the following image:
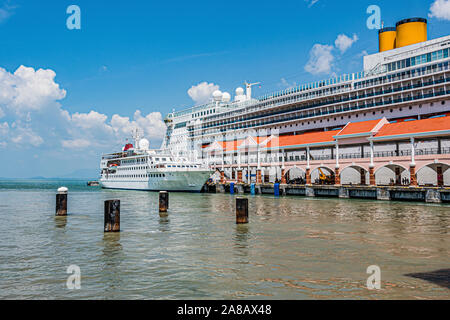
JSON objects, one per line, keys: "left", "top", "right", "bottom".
{"left": 205, "top": 183, "right": 450, "bottom": 204}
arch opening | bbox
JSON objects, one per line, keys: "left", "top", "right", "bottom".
{"left": 285, "top": 166, "right": 306, "bottom": 185}
{"left": 375, "top": 164, "right": 409, "bottom": 186}
{"left": 341, "top": 165, "right": 369, "bottom": 185}
{"left": 417, "top": 163, "right": 450, "bottom": 187}
{"left": 311, "top": 166, "right": 335, "bottom": 185}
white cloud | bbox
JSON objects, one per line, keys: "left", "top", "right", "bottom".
{"left": 62, "top": 139, "right": 91, "bottom": 149}
{"left": 305, "top": 0, "right": 319, "bottom": 8}
{"left": 0, "top": 66, "right": 66, "bottom": 115}
{"left": 187, "top": 82, "right": 219, "bottom": 104}
{"left": 358, "top": 50, "right": 369, "bottom": 57}
{"left": 111, "top": 110, "right": 166, "bottom": 144}
{"left": 0, "top": 107, "right": 4, "bottom": 118}
{"left": 10, "top": 126, "right": 44, "bottom": 147}
{"left": 0, "top": 121, "right": 8, "bottom": 136}
{"left": 304, "top": 33, "right": 359, "bottom": 75}
{"left": 280, "top": 78, "right": 297, "bottom": 90}
{"left": 304, "top": 44, "right": 334, "bottom": 75}
{"left": 335, "top": 34, "right": 358, "bottom": 54}
{"left": 429, "top": 0, "right": 450, "bottom": 20}
{"left": 0, "top": 3, "right": 14, "bottom": 24}
{"left": 0, "top": 65, "right": 167, "bottom": 152}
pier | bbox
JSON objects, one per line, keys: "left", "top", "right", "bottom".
{"left": 206, "top": 183, "right": 450, "bottom": 203}
{"left": 201, "top": 116, "right": 450, "bottom": 203}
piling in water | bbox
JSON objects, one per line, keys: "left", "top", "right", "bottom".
{"left": 104, "top": 200, "right": 120, "bottom": 232}
{"left": 274, "top": 183, "right": 280, "bottom": 197}
{"left": 250, "top": 183, "right": 256, "bottom": 195}
{"left": 159, "top": 191, "right": 169, "bottom": 212}
{"left": 236, "top": 197, "right": 249, "bottom": 224}
{"left": 55, "top": 187, "right": 68, "bottom": 216}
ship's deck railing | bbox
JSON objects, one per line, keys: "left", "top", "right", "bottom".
{"left": 196, "top": 60, "right": 449, "bottom": 128}
{"left": 188, "top": 89, "right": 449, "bottom": 138}
{"left": 172, "top": 56, "right": 449, "bottom": 132}
{"left": 186, "top": 72, "right": 450, "bottom": 137}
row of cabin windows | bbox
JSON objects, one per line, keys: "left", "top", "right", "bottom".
{"left": 385, "top": 48, "right": 449, "bottom": 73}
{"left": 192, "top": 109, "right": 216, "bottom": 119}
{"left": 356, "top": 61, "right": 449, "bottom": 89}
{"left": 167, "top": 165, "right": 198, "bottom": 168}
{"left": 117, "top": 166, "right": 149, "bottom": 171}
{"left": 115, "top": 164, "right": 199, "bottom": 171}
{"left": 122, "top": 157, "right": 148, "bottom": 164}
{"left": 194, "top": 65, "right": 447, "bottom": 134}
{"left": 113, "top": 174, "right": 166, "bottom": 178}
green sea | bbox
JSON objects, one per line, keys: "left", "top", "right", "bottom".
{"left": 0, "top": 179, "right": 448, "bottom": 299}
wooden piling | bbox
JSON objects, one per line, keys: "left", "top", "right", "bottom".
{"left": 104, "top": 200, "right": 120, "bottom": 232}
{"left": 55, "top": 187, "right": 68, "bottom": 216}
{"left": 236, "top": 197, "right": 249, "bottom": 224}
{"left": 159, "top": 191, "right": 169, "bottom": 212}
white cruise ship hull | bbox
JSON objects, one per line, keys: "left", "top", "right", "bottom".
{"left": 99, "top": 170, "right": 212, "bottom": 192}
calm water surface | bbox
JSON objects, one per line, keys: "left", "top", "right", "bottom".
{"left": 0, "top": 179, "right": 449, "bottom": 299}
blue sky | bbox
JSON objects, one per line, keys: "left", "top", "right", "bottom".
{"left": 0, "top": 0, "right": 449, "bottom": 178}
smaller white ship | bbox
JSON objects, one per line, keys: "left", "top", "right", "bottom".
{"left": 99, "top": 130, "right": 213, "bottom": 192}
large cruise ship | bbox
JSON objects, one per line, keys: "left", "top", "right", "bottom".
{"left": 161, "top": 18, "right": 450, "bottom": 167}
{"left": 99, "top": 131, "right": 213, "bottom": 192}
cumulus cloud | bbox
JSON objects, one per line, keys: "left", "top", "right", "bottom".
{"left": 304, "top": 33, "right": 359, "bottom": 75}
{"left": 111, "top": 110, "right": 166, "bottom": 142}
{"left": 187, "top": 82, "right": 219, "bottom": 104}
{"left": 0, "top": 65, "right": 166, "bottom": 151}
{"left": 0, "top": 66, "right": 66, "bottom": 115}
{"left": 429, "top": 0, "right": 450, "bottom": 20}
{"left": 304, "top": 44, "right": 335, "bottom": 75}
{"left": 10, "top": 126, "right": 44, "bottom": 147}
{"left": 335, "top": 34, "right": 359, "bottom": 53}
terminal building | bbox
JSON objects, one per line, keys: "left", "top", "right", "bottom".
{"left": 162, "top": 17, "right": 450, "bottom": 187}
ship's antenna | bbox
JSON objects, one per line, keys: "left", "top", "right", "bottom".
{"left": 132, "top": 127, "right": 141, "bottom": 150}
{"left": 244, "top": 81, "right": 261, "bottom": 100}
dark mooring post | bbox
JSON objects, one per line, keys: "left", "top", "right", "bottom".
{"left": 104, "top": 200, "right": 120, "bottom": 232}
{"left": 55, "top": 187, "right": 68, "bottom": 216}
{"left": 159, "top": 191, "right": 169, "bottom": 213}
{"left": 236, "top": 197, "right": 249, "bottom": 224}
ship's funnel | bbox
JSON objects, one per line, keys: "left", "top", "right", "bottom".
{"left": 395, "top": 18, "right": 427, "bottom": 49}
{"left": 378, "top": 27, "right": 396, "bottom": 52}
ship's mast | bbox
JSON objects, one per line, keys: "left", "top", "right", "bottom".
{"left": 244, "top": 81, "right": 261, "bottom": 100}
{"left": 131, "top": 128, "right": 141, "bottom": 150}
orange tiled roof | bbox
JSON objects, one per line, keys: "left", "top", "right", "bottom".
{"left": 221, "top": 139, "right": 244, "bottom": 152}
{"left": 375, "top": 116, "right": 450, "bottom": 138}
{"left": 337, "top": 119, "right": 382, "bottom": 136}
{"left": 265, "top": 130, "right": 336, "bottom": 148}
